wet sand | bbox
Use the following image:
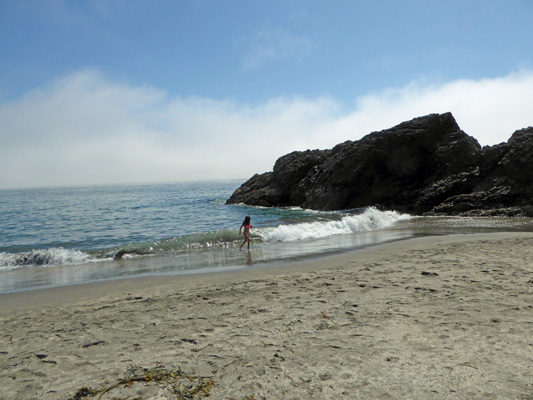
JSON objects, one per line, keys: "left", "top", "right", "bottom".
{"left": 1, "top": 232, "right": 532, "bottom": 399}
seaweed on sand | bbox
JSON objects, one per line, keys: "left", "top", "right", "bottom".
{"left": 68, "top": 365, "right": 215, "bottom": 400}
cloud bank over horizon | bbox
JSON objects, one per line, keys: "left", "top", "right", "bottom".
{"left": 1, "top": 69, "right": 532, "bottom": 189}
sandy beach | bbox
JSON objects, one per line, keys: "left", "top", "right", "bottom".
{"left": 1, "top": 232, "right": 532, "bottom": 399}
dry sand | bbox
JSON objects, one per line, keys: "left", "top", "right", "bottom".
{"left": 1, "top": 232, "right": 532, "bottom": 399}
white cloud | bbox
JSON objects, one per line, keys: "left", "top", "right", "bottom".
{"left": 1, "top": 69, "right": 532, "bottom": 189}
{"left": 344, "top": 71, "right": 533, "bottom": 146}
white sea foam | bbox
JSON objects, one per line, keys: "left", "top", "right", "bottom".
{"left": 0, "top": 248, "right": 93, "bottom": 270}
{"left": 259, "top": 207, "right": 411, "bottom": 242}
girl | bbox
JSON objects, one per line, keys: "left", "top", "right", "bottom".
{"left": 239, "top": 216, "right": 253, "bottom": 250}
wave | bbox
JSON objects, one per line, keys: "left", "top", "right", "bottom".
{"left": 0, "top": 229, "right": 243, "bottom": 269}
{"left": 0, "top": 248, "right": 95, "bottom": 270}
{"left": 259, "top": 207, "right": 411, "bottom": 242}
{"left": 1, "top": 208, "right": 410, "bottom": 269}
{"left": 111, "top": 229, "right": 242, "bottom": 259}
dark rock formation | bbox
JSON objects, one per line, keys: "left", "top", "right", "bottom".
{"left": 226, "top": 149, "right": 330, "bottom": 208}
{"left": 433, "top": 126, "right": 533, "bottom": 216}
{"left": 226, "top": 113, "right": 533, "bottom": 216}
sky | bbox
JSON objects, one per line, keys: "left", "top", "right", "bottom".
{"left": 0, "top": 0, "right": 532, "bottom": 189}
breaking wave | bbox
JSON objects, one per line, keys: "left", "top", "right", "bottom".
{"left": 1, "top": 207, "right": 410, "bottom": 270}
{"left": 259, "top": 207, "right": 411, "bottom": 242}
{"left": 0, "top": 248, "right": 95, "bottom": 270}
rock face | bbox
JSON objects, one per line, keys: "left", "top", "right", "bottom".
{"left": 226, "top": 113, "right": 533, "bottom": 216}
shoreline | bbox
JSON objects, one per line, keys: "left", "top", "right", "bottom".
{"left": 0, "top": 232, "right": 529, "bottom": 313}
{"left": 0, "top": 221, "right": 417, "bottom": 296}
{"left": 1, "top": 232, "right": 532, "bottom": 399}
{"left": 0, "top": 232, "right": 507, "bottom": 312}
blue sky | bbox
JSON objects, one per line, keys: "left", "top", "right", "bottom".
{"left": 1, "top": 0, "right": 532, "bottom": 188}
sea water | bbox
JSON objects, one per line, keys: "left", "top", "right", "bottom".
{"left": 1, "top": 180, "right": 532, "bottom": 293}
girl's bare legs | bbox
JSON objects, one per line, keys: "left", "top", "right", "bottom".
{"left": 240, "top": 234, "right": 250, "bottom": 250}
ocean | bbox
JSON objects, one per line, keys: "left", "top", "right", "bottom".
{"left": 1, "top": 180, "right": 532, "bottom": 294}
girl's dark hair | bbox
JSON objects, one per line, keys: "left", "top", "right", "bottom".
{"left": 243, "top": 216, "right": 251, "bottom": 225}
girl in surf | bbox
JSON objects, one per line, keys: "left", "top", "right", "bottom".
{"left": 239, "top": 216, "right": 253, "bottom": 251}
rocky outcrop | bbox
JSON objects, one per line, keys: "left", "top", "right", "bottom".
{"left": 226, "top": 149, "right": 330, "bottom": 208}
{"left": 226, "top": 113, "right": 533, "bottom": 216}
{"left": 432, "top": 126, "right": 533, "bottom": 216}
